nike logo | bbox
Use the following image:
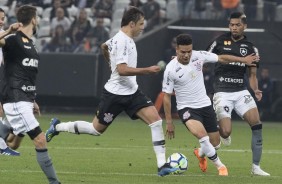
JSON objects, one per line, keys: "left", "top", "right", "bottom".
{"left": 179, "top": 74, "right": 184, "bottom": 78}
{"left": 147, "top": 101, "right": 151, "bottom": 103}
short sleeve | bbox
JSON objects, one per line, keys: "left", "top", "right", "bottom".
{"left": 162, "top": 67, "right": 174, "bottom": 94}
{"left": 199, "top": 51, "right": 219, "bottom": 64}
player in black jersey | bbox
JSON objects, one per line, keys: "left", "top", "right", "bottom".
{"left": 207, "top": 12, "right": 270, "bottom": 176}
{"left": 0, "top": 5, "right": 61, "bottom": 183}
{"left": 0, "top": 7, "right": 21, "bottom": 156}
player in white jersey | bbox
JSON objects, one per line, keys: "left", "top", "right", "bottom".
{"left": 162, "top": 34, "right": 258, "bottom": 176}
{"left": 46, "top": 7, "right": 178, "bottom": 176}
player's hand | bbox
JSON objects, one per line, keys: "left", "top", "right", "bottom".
{"left": 254, "top": 89, "right": 262, "bottom": 101}
{"left": 8, "top": 23, "right": 23, "bottom": 33}
{"left": 101, "top": 43, "right": 110, "bottom": 67}
{"left": 244, "top": 53, "right": 259, "bottom": 66}
{"left": 33, "top": 101, "right": 41, "bottom": 116}
{"left": 166, "top": 122, "right": 175, "bottom": 139}
{"left": 147, "top": 65, "right": 161, "bottom": 74}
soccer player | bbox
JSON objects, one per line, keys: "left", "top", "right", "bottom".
{"left": 162, "top": 34, "right": 258, "bottom": 176}
{"left": 46, "top": 7, "right": 178, "bottom": 176}
{"left": 207, "top": 12, "right": 270, "bottom": 176}
{"left": 0, "top": 7, "right": 20, "bottom": 156}
{"left": 0, "top": 5, "right": 61, "bottom": 183}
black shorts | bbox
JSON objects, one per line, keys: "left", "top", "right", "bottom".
{"left": 178, "top": 105, "right": 218, "bottom": 133}
{"left": 96, "top": 88, "right": 154, "bottom": 125}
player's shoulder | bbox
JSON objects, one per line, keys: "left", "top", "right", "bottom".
{"left": 242, "top": 37, "right": 256, "bottom": 47}
{"left": 192, "top": 50, "right": 212, "bottom": 57}
{"left": 165, "top": 58, "right": 178, "bottom": 71}
{"left": 4, "top": 33, "right": 17, "bottom": 40}
{"left": 112, "top": 31, "right": 132, "bottom": 44}
{"left": 213, "top": 32, "right": 230, "bottom": 42}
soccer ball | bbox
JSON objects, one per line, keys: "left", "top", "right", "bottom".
{"left": 167, "top": 153, "right": 188, "bottom": 174}
{"left": 157, "top": 60, "right": 166, "bottom": 71}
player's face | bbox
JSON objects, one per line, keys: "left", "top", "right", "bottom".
{"left": 131, "top": 17, "right": 145, "bottom": 37}
{"left": 32, "top": 15, "right": 39, "bottom": 35}
{"left": 176, "top": 44, "right": 193, "bottom": 65}
{"left": 0, "top": 12, "right": 5, "bottom": 28}
{"left": 229, "top": 18, "right": 246, "bottom": 40}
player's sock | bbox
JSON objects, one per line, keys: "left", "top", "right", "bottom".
{"left": 199, "top": 136, "right": 224, "bottom": 169}
{"left": 251, "top": 123, "right": 263, "bottom": 165}
{"left": 214, "top": 142, "right": 221, "bottom": 150}
{"left": 149, "top": 120, "right": 166, "bottom": 168}
{"left": 36, "top": 148, "right": 60, "bottom": 184}
{"left": 56, "top": 121, "right": 101, "bottom": 136}
{"left": 0, "top": 137, "right": 8, "bottom": 149}
{"left": 0, "top": 118, "right": 11, "bottom": 140}
{"left": 198, "top": 147, "right": 205, "bottom": 157}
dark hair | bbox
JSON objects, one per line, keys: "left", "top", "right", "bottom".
{"left": 121, "top": 6, "right": 144, "bottom": 27}
{"left": 230, "top": 12, "right": 247, "bottom": 24}
{"left": 0, "top": 8, "right": 5, "bottom": 14}
{"left": 16, "top": 5, "right": 37, "bottom": 26}
{"left": 176, "top": 34, "right": 193, "bottom": 45}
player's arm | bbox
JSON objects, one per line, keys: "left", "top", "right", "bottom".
{"left": 163, "top": 92, "right": 175, "bottom": 139}
{"left": 117, "top": 63, "right": 161, "bottom": 76}
{"left": 33, "top": 101, "right": 41, "bottom": 116}
{"left": 101, "top": 43, "right": 110, "bottom": 65}
{"left": 248, "top": 66, "right": 262, "bottom": 101}
{"left": 0, "top": 30, "right": 8, "bottom": 46}
{"left": 218, "top": 53, "right": 259, "bottom": 66}
{"left": 0, "top": 22, "right": 22, "bottom": 47}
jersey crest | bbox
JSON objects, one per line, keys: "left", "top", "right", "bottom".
{"left": 240, "top": 48, "right": 248, "bottom": 56}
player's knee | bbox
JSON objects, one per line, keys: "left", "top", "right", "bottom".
{"left": 219, "top": 125, "right": 231, "bottom": 138}
{"left": 8, "top": 142, "right": 20, "bottom": 150}
{"left": 220, "top": 131, "right": 230, "bottom": 138}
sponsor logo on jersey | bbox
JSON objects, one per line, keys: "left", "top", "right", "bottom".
{"left": 22, "top": 37, "right": 29, "bottom": 43}
{"left": 240, "top": 48, "right": 247, "bottom": 56}
{"left": 194, "top": 62, "right": 201, "bottom": 71}
{"left": 166, "top": 72, "right": 171, "bottom": 85}
{"left": 176, "top": 67, "right": 182, "bottom": 72}
{"left": 103, "top": 113, "right": 113, "bottom": 123}
{"left": 228, "top": 62, "right": 245, "bottom": 66}
{"left": 219, "top": 77, "right": 243, "bottom": 83}
{"left": 207, "top": 41, "right": 217, "bottom": 52}
{"left": 199, "top": 51, "right": 209, "bottom": 55}
{"left": 223, "top": 47, "right": 232, "bottom": 51}
{"left": 240, "top": 44, "right": 248, "bottom": 47}
{"left": 24, "top": 45, "right": 31, "bottom": 49}
{"left": 123, "top": 45, "right": 127, "bottom": 56}
{"left": 21, "top": 85, "right": 36, "bottom": 92}
{"left": 178, "top": 73, "right": 184, "bottom": 78}
{"left": 224, "top": 40, "right": 231, "bottom": 45}
{"left": 191, "top": 58, "right": 198, "bottom": 63}
{"left": 22, "top": 58, "right": 38, "bottom": 67}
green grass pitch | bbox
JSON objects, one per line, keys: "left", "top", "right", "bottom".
{"left": 1, "top": 113, "right": 281, "bottom": 184}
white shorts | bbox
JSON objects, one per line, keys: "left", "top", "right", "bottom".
{"left": 3, "top": 101, "right": 39, "bottom": 135}
{"left": 213, "top": 90, "right": 257, "bottom": 120}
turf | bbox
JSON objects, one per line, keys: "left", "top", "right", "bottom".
{"left": 0, "top": 113, "right": 281, "bottom": 184}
